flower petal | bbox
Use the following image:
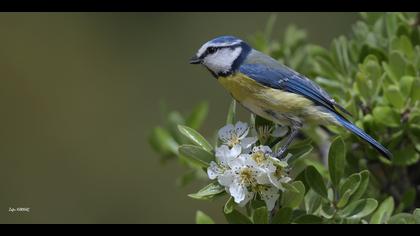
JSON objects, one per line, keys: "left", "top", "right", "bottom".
{"left": 267, "top": 173, "right": 283, "bottom": 189}
{"left": 228, "top": 153, "right": 248, "bottom": 169}
{"left": 268, "top": 156, "right": 288, "bottom": 167}
{"left": 256, "top": 172, "right": 271, "bottom": 185}
{"left": 253, "top": 145, "right": 273, "bottom": 155}
{"left": 256, "top": 158, "right": 276, "bottom": 173}
{"left": 207, "top": 161, "right": 222, "bottom": 180}
{"left": 229, "top": 144, "right": 242, "bottom": 159}
{"left": 218, "top": 124, "right": 235, "bottom": 142}
{"left": 215, "top": 145, "right": 240, "bottom": 165}
{"left": 234, "top": 121, "right": 249, "bottom": 139}
{"left": 218, "top": 171, "right": 235, "bottom": 187}
{"left": 229, "top": 182, "right": 247, "bottom": 203}
{"left": 238, "top": 190, "right": 254, "bottom": 207}
{"left": 240, "top": 137, "right": 258, "bottom": 149}
{"left": 260, "top": 186, "right": 280, "bottom": 211}
{"left": 280, "top": 177, "right": 292, "bottom": 183}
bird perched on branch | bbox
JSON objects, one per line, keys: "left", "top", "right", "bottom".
{"left": 190, "top": 35, "right": 392, "bottom": 159}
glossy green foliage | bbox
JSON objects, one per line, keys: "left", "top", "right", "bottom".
{"left": 150, "top": 13, "right": 420, "bottom": 224}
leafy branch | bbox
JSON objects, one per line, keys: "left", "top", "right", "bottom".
{"left": 150, "top": 12, "right": 420, "bottom": 224}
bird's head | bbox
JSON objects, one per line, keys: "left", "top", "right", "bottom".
{"left": 190, "top": 36, "right": 251, "bottom": 77}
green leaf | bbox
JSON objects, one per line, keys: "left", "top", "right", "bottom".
{"left": 392, "top": 147, "right": 420, "bottom": 166}
{"left": 398, "top": 187, "right": 416, "bottom": 211}
{"left": 320, "top": 201, "right": 335, "bottom": 219}
{"left": 252, "top": 207, "right": 269, "bottom": 224}
{"left": 196, "top": 211, "right": 215, "bottom": 224}
{"left": 349, "top": 170, "right": 370, "bottom": 202}
{"left": 338, "top": 198, "right": 378, "bottom": 219}
{"left": 385, "top": 13, "right": 398, "bottom": 38}
{"left": 287, "top": 144, "right": 313, "bottom": 164}
{"left": 413, "top": 209, "right": 420, "bottom": 224}
{"left": 178, "top": 145, "right": 214, "bottom": 168}
{"left": 272, "top": 207, "right": 292, "bottom": 224}
{"left": 328, "top": 136, "right": 346, "bottom": 189}
{"left": 166, "top": 111, "right": 186, "bottom": 143}
{"left": 370, "top": 197, "right": 394, "bottom": 224}
{"left": 224, "top": 197, "right": 236, "bottom": 214}
{"left": 384, "top": 85, "right": 405, "bottom": 109}
{"left": 188, "top": 182, "right": 225, "bottom": 200}
{"left": 389, "top": 51, "right": 406, "bottom": 80}
{"left": 315, "top": 56, "right": 340, "bottom": 80}
{"left": 356, "top": 55, "right": 382, "bottom": 102}
{"left": 337, "top": 173, "right": 361, "bottom": 208}
{"left": 293, "top": 214, "right": 323, "bottom": 224}
{"left": 284, "top": 24, "right": 307, "bottom": 51}
{"left": 149, "top": 126, "right": 179, "bottom": 156}
{"left": 389, "top": 51, "right": 407, "bottom": 80}
{"left": 178, "top": 125, "right": 213, "bottom": 152}
{"left": 399, "top": 76, "right": 414, "bottom": 98}
{"left": 226, "top": 99, "right": 237, "bottom": 124}
{"left": 186, "top": 102, "right": 208, "bottom": 130}
{"left": 281, "top": 181, "right": 305, "bottom": 208}
{"left": 389, "top": 213, "right": 416, "bottom": 224}
{"left": 282, "top": 182, "right": 300, "bottom": 193}
{"left": 305, "top": 166, "right": 328, "bottom": 200}
{"left": 392, "top": 35, "right": 414, "bottom": 59}
{"left": 225, "top": 209, "right": 252, "bottom": 224}
{"left": 332, "top": 36, "right": 351, "bottom": 76}
{"left": 410, "top": 76, "right": 420, "bottom": 101}
{"left": 361, "top": 12, "right": 383, "bottom": 25}
{"left": 372, "top": 106, "right": 400, "bottom": 127}
{"left": 382, "top": 62, "right": 398, "bottom": 82}
{"left": 304, "top": 189, "right": 323, "bottom": 214}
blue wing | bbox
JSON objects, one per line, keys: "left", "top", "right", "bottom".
{"left": 238, "top": 63, "right": 392, "bottom": 159}
{"left": 239, "top": 63, "right": 351, "bottom": 117}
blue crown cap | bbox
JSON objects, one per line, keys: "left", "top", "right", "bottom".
{"left": 208, "top": 35, "right": 241, "bottom": 44}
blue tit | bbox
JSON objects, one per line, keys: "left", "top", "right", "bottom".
{"left": 189, "top": 35, "right": 392, "bottom": 159}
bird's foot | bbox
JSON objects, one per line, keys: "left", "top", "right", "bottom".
{"left": 275, "top": 148, "right": 287, "bottom": 159}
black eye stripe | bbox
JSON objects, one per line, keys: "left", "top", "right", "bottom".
{"left": 207, "top": 47, "right": 216, "bottom": 53}
{"left": 200, "top": 45, "right": 240, "bottom": 59}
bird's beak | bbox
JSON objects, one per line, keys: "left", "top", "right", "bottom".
{"left": 189, "top": 55, "right": 201, "bottom": 64}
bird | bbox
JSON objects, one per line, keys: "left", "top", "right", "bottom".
{"left": 189, "top": 35, "right": 392, "bottom": 159}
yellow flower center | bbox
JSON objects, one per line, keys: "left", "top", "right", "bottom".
{"left": 252, "top": 151, "right": 266, "bottom": 164}
{"left": 275, "top": 166, "right": 285, "bottom": 177}
{"left": 239, "top": 168, "right": 254, "bottom": 185}
{"left": 227, "top": 134, "right": 240, "bottom": 148}
{"left": 251, "top": 184, "right": 269, "bottom": 193}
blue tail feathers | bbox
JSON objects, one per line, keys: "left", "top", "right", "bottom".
{"left": 334, "top": 114, "right": 393, "bottom": 159}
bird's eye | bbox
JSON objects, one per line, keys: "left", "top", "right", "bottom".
{"left": 207, "top": 47, "right": 217, "bottom": 54}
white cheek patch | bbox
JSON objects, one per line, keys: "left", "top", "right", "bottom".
{"left": 203, "top": 47, "right": 242, "bottom": 74}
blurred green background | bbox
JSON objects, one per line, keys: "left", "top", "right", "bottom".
{"left": 0, "top": 12, "right": 358, "bottom": 223}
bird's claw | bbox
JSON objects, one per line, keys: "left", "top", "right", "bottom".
{"left": 275, "top": 148, "right": 287, "bottom": 159}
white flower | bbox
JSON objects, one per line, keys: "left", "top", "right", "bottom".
{"left": 206, "top": 122, "right": 293, "bottom": 211}
{"left": 217, "top": 153, "right": 280, "bottom": 211}
{"left": 249, "top": 145, "right": 291, "bottom": 191}
{"left": 207, "top": 145, "right": 241, "bottom": 183}
{"left": 221, "top": 154, "right": 262, "bottom": 206}
{"left": 257, "top": 185, "right": 280, "bottom": 211}
{"left": 218, "top": 121, "right": 257, "bottom": 151}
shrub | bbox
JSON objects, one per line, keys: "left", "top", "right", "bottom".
{"left": 149, "top": 12, "right": 420, "bottom": 224}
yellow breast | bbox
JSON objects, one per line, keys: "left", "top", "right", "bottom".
{"left": 218, "top": 73, "right": 312, "bottom": 113}
{"left": 217, "top": 73, "right": 338, "bottom": 126}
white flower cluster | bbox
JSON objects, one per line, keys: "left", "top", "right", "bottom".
{"left": 207, "top": 121, "right": 291, "bottom": 211}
